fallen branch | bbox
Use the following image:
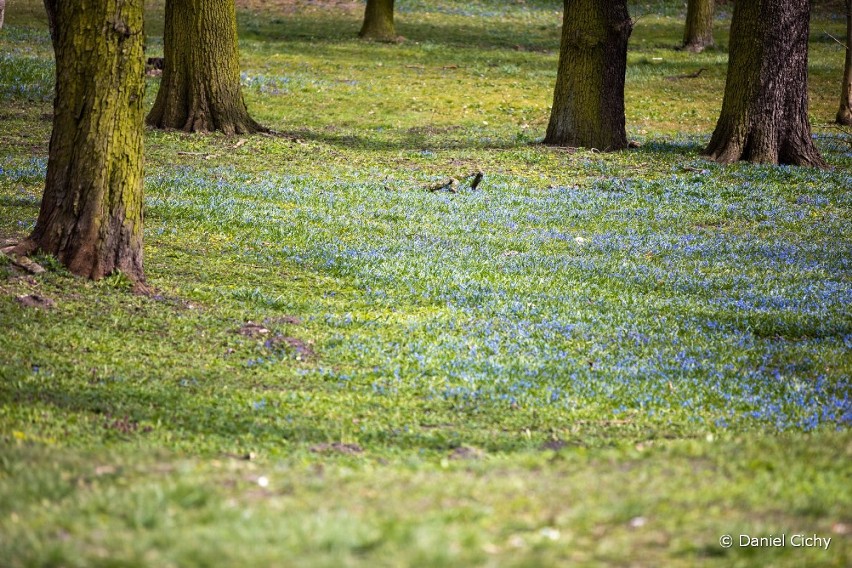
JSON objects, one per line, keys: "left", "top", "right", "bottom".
{"left": 665, "top": 68, "right": 707, "bottom": 81}
{"left": 822, "top": 30, "right": 847, "bottom": 49}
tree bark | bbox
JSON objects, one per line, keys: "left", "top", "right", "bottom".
{"left": 146, "top": 0, "right": 265, "bottom": 135}
{"left": 683, "top": 0, "right": 714, "bottom": 52}
{"left": 837, "top": 0, "right": 852, "bottom": 125}
{"left": 359, "top": 0, "right": 396, "bottom": 42}
{"left": 0, "top": 0, "right": 5, "bottom": 30}
{"left": 18, "top": 0, "right": 145, "bottom": 282}
{"left": 703, "top": 0, "right": 826, "bottom": 167}
{"left": 543, "top": 0, "right": 632, "bottom": 151}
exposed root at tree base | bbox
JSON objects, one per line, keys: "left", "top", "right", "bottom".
{"left": 0, "top": 240, "right": 46, "bottom": 275}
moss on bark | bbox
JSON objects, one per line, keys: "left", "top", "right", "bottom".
{"left": 359, "top": 0, "right": 396, "bottom": 42}
{"left": 23, "top": 0, "right": 146, "bottom": 282}
{"left": 683, "top": 0, "right": 714, "bottom": 52}
{"left": 543, "top": 0, "right": 632, "bottom": 151}
{"left": 704, "top": 0, "right": 826, "bottom": 167}
{"left": 836, "top": 0, "right": 852, "bottom": 126}
{"left": 146, "top": 0, "right": 265, "bottom": 135}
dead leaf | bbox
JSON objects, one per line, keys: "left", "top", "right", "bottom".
{"left": 310, "top": 442, "right": 363, "bottom": 455}
{"left": 264, "top": 335, "right": 315, "bottom": 360}
{"left": 237, "top": 321, "right": 270, "bottom": 337}
{"left": 449, "top": 446, "right": 483, "bottom": 460}
{"left": 629, "top": 516, "right": 648, "bottom": 529}
{"left": 540, "top": 439, "right": 567, "bottom": 451}
{"left": 16, "top": 294, "right": 54, "bottom": 308}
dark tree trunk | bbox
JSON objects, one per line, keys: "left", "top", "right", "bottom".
{"left": 704, "top": 0, "right": 826, "bottom": 167}
{"left": 359, "top": 0, "right": 396, "bottom": 41}
{"left": 683, "top": 0, "right": 714, "bottom": 52}
{"left": 17, "top": 0, "right": 146, "bottom": 282}
{"left": 837, "top": 0, "right": 852, "bottom": 125}
{"left": 358, "top": 0, "right": 397, "bottom": 41}
{"left": 146, "top": 0, "right": 265, "bottom": 135}
{"left": 544, "top": 0, "right": 632, "bottom": 151}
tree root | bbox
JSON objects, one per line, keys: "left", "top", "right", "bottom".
{"left": 0, "top": 240, "right": 46, "bottom": 275}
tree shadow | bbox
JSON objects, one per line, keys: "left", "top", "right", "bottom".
{"left": 2, "top": 371, "right": 550, "bottom": 453}
{"left": 3, "top": 374, "right": 337, "bottom": 450}
{"left": 631, "top": 138, "right": 708, "bottom": 157}
{"left": 281, "top": 125, "right": 526, "bottom": 152}
{"left": 236, "top": 10, "right": 561, "bottom": 53}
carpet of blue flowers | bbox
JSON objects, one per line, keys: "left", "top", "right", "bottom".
{"left": 128, "top": 143, "right": 851, "bottom": 435}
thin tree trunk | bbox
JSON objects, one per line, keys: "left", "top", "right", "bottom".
{"left": 16, "top": 0, "right": 146, "bottom": 282}
{"left": 544, "top": 0, "right": 632, "bottom": 151}
{"left": 837, "top": 0, "right": 852, "bottom": 125}
{"left": 683, "top": 0, "right": 714, "bottom": 52}
{"left": 146, "top": 0, "right": 265, "bottom": 135}
{"left": 703, "top": 0, "right": 826, "bottom": 167}
{"left": 359, "top": 0, "right": 396, "bottom": 41}
{"left": 0, "top": 0, "right": 5, "bottom": 30}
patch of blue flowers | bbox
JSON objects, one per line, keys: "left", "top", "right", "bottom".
{"left": 142, "top": 162, "right": 851, "bottom": 432}
{"left": 0, "top": 53, "right": 55, "bottom": 102}
{"left": 240, "top": 72, "right": 351, "bottom": 96}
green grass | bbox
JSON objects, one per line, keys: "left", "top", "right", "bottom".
{"left": 1, "top": 0, "right": 851, "bottom": 566}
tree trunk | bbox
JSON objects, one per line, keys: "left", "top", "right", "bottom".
{"left": 703, "top": 0, "right": 826, "bottom": 167}
{"left": 146, "top": 0, "right": 264, "bottom": 135}
{"left": 683, "top": 0, "right": 714, "bottom": 52}
{"left": 543, "top": 0, "right": 632, "bottom": 151}
{"left": 0, "top": 0, "right": 5, "bottom": 30}
{"left": 359, "top": 0, "right": 396, "bottom": 42}
{"left": 837, "top": 0, "right": 852, "bottom": 125}
{"left": 17, "top": 0, "right": 145, "bottom": 282}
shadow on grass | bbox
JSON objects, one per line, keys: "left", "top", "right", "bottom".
{"left": 631, "top": 138, "right": 708, "bottom": 157}
{"left": 283, "top": 125, "right": 525, "bottom": 152}
{"left": 237, "top": 12, "right": 561, "bottom": 53}
{"left": 1, "top": 368, "right": 668, "bottom": 453}
{"left": 3, "top": 377, "right": 339, "bottom": 450}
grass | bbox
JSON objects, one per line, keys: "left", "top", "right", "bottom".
{"left": 1, "top": 0, "right": 851, "bottom": 566}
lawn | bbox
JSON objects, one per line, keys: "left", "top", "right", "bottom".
{"left": 0, "top": 0, "right": 850, "bottom": 566}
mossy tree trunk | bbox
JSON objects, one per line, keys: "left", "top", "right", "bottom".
{"left": 18, "top": 0, "right": 145, "bottom": 282}
{"left": 146, "top": 0, "right": 264, "bottom": 135}
{"left": 704, "top": 0, "right": 825, "bottom": 166}
{"left": 683, "top": 0, "right": 714, "bottom": 52}
{"left": 544, "top": 0, "right": 632, "bottom": 151}
{"left": 359, "top": 0, "right": 396, "bottom": 41}
{"left": 837, "top": 0, "right": 852, "bottom": 125}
